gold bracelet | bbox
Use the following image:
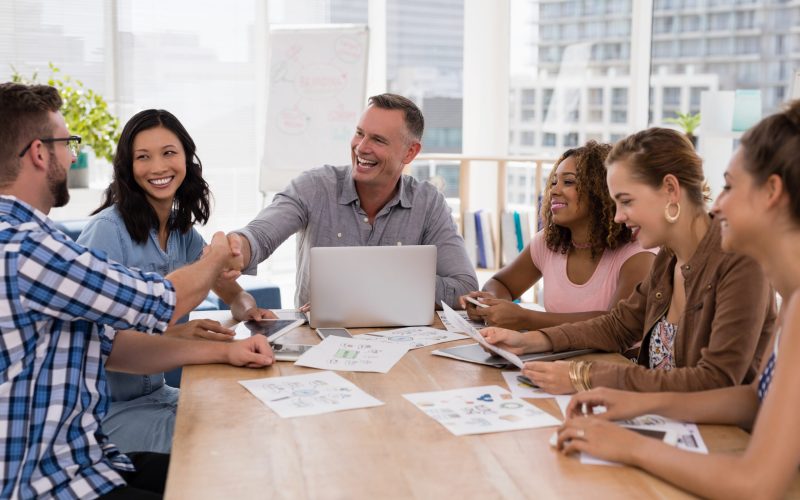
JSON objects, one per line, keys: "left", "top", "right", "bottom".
{"left": 568, "top": 360, "right": 582, "bottom": 392}
{"left": 581, "top": 361, "right": 593, "bottom": 391}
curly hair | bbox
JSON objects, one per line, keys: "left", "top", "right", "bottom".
{"left": 541, "top": 140, "right": 632, "bottom": 258}
{"left": 92, "top": 109, "right": 210, "bottom": 244}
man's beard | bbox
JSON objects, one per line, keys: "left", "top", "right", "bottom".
{"left": 47, "top": 155, "right": 70, "bottom": 208}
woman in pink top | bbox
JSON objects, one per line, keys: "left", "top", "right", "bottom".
{"left": 460, "top": 141, "right": 655, "bottom": 330}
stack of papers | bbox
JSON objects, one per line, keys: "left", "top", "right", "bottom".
{"left": 403, "top": 385, "right": 561, "bottom": 436}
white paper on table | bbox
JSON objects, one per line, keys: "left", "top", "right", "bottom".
{"left": 403, "top": 385, "right": 561, "bottom": 436}
{"left": 501, "top": 371, "right": 556, "bottom": 399}
{"left": 239, "top": 371, "right": 383, "bottom": 418}
{"left": 618, "top": 415, "right": 709, "bottom": 454}
{"left": 294, "top": 335, "right": 409, "bottom": 373}
{"left": 440, "top": 302, "right": 524, "bottom": 369}
{"left": 554, "top": 395, "right": 572, "bottom": 419}
{"left": 359, "top": 326, "right": 466, "bottom": 349}
{"left": 579, "top": 415, "right": 708, "bottom": 466}
{"left": 437, "top": 310, "right": 486, "bottom": 333}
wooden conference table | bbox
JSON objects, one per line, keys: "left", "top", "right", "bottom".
{"left": 164, "top": 317, "right": 800, "bottom": 499}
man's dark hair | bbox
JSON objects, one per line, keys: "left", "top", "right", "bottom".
{"left": 0, "top": 82, "right": 63, "bottom": 186}
{"left": 367, "top": 93, "right": 425, "bottom": 141}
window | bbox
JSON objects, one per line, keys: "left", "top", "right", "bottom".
{"left": 611, "top": 110, "right": 627, "bottom": 123}
{"left": 612, "top": 88, "right": 627, "bottom": 106}
{"left": 387, "top": 0, "right": 464, "bottom": 153}
{"left": 589, "top": 88, "right": 603, "bottom": 106}
{"left": 521, "top": 88, "right": 536, "bottom": 105}
{"left": 680, "top": 14, "right": 701, "bottom": 32}
{"left": 509, "top": 0, "right": 635, "bottom": 156}
{"left": 521, "top": 108, "right": 536, "bottom": 122}
{"left": 521, "top": 131, "right": 535, "bottom": 146}
{"left": 663, "top": 87, "right": 681, "bottom": 106}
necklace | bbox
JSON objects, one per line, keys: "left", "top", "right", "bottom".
{"left": 571, "top": 240, "right": 592, "bottom": 250}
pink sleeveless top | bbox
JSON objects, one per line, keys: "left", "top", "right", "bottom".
{"left": 529, "top": 230, "right": 654, "bottom": 312}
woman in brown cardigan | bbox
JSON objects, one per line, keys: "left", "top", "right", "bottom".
{"left": 555, "top": 100, "right": 800, "bottom": 500}
{"left": 482, "top": 127, "right": 776, "bottom": 394}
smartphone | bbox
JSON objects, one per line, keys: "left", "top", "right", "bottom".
{"left": 516, "top": 374, "right": 540, "bottom": 389}
{"left": 316, "top": 327, "right": 352, "bottom": 339}
{"left": 272, "top": 343, "right": 314, "bottom": 362}
{"left": 464, "top": 296, "right": 489, "bottom": 308}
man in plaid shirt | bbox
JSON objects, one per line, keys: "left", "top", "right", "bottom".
{"left": 0, "top": 82, "right": 275, "bottom": 499}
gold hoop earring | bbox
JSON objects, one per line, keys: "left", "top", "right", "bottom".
{"left": 664, "top": 202, "right": 681, "bottom": 224}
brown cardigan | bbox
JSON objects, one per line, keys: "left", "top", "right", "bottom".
{"left": 539, "top": 218, "right": 776, "bottom": 392}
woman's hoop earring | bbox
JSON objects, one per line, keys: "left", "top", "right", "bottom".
{"left": 664, "top": 202, "right": 681, "bottom": 224}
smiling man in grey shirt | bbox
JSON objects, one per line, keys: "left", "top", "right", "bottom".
{"left": 232, "top": 93, "right": 477, "bottom": 308}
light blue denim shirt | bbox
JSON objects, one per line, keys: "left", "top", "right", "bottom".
{"left": 77, "top": 205, "right": 205, "bottom": 453}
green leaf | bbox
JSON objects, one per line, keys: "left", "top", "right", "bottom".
{"left": 12, "top": 62, "right": 121, "bottom": 163}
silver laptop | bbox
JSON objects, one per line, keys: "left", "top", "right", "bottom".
{"left": 309, "top": 245, "right": 437, "bottom": 328}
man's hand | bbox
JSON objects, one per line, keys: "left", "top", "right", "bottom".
{"left": 204, "top": 231, "right": 243, "bottom": 280}
{"left": 227, "top": 335, "right": 275, "bottom": 368}
{"left": 165, "top": 319, "right": 235, "bottom": 342}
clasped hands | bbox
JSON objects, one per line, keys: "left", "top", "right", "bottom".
{"left": 201, "top": 232, "right": 245, "bottom": 280}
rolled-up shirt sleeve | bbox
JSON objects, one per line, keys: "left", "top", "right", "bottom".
{"left": 235, "top": 173, "right": 313, "bottom": 274}
{"left": 17, "top": 232, "right": 175, "bottom": 333}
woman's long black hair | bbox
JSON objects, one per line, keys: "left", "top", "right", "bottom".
{"left": 93, "top": 109, "right": 210, "bottom": 244}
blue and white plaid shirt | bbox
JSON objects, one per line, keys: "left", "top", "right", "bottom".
{"left": 0, "top": 196, "right": 176, "bottom": 499}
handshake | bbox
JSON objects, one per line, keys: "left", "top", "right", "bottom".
{"left": 201, "top": 231, "right": 247, "bottom": 281}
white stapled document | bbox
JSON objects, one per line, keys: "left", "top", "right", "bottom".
{"left": 358, "top": 326, "right": 466, "bottom": 349}
{"left": 404, "top": 385, "right": 561, "bottom": 436}
{"left": 440, "top": 302, "right": 524, "bottom": 369}
{"left": 437, "top": 309, "right": 486, "bottom": 332}
{"left": 577, "top": 415, "right": 708, "bottom": 466}
{"left": 294, "top": 336, "right": 409, "bottom": 373}
{"left": 239, "top": 371, "right": 383, "bottom": 418}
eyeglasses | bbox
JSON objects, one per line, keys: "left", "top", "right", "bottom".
{"left": 18, "top": 135, "right": 82, "bottom": 158}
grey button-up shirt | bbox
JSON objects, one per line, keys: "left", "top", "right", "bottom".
{"left": 236, "top": 165, "right": 478, "bottom": 308}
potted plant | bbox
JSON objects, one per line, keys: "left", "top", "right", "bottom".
{"left": 11, "top": 63, "right": 120, "bottom": 188}
{"left": 665, "top": 111, "right": 701, "bottom": 148}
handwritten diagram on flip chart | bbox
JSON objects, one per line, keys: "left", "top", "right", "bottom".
{"left": 261, "top": 25, "right": 369, "bottom": 193}
{"left": 239, "top": 371, "right": 383, "bottom": 418}
{"left": 294, "top": 336, "right": 409, "bottom": 373}
{"left": 359, "top": 327, "right": 467, "bottom": 350}
{"left": 403, "top": 385, "right": 561, "bottom": 436}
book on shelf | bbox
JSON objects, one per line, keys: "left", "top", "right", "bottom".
{"left": 500, "top": 210, "right": 533, "bottom": 266}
